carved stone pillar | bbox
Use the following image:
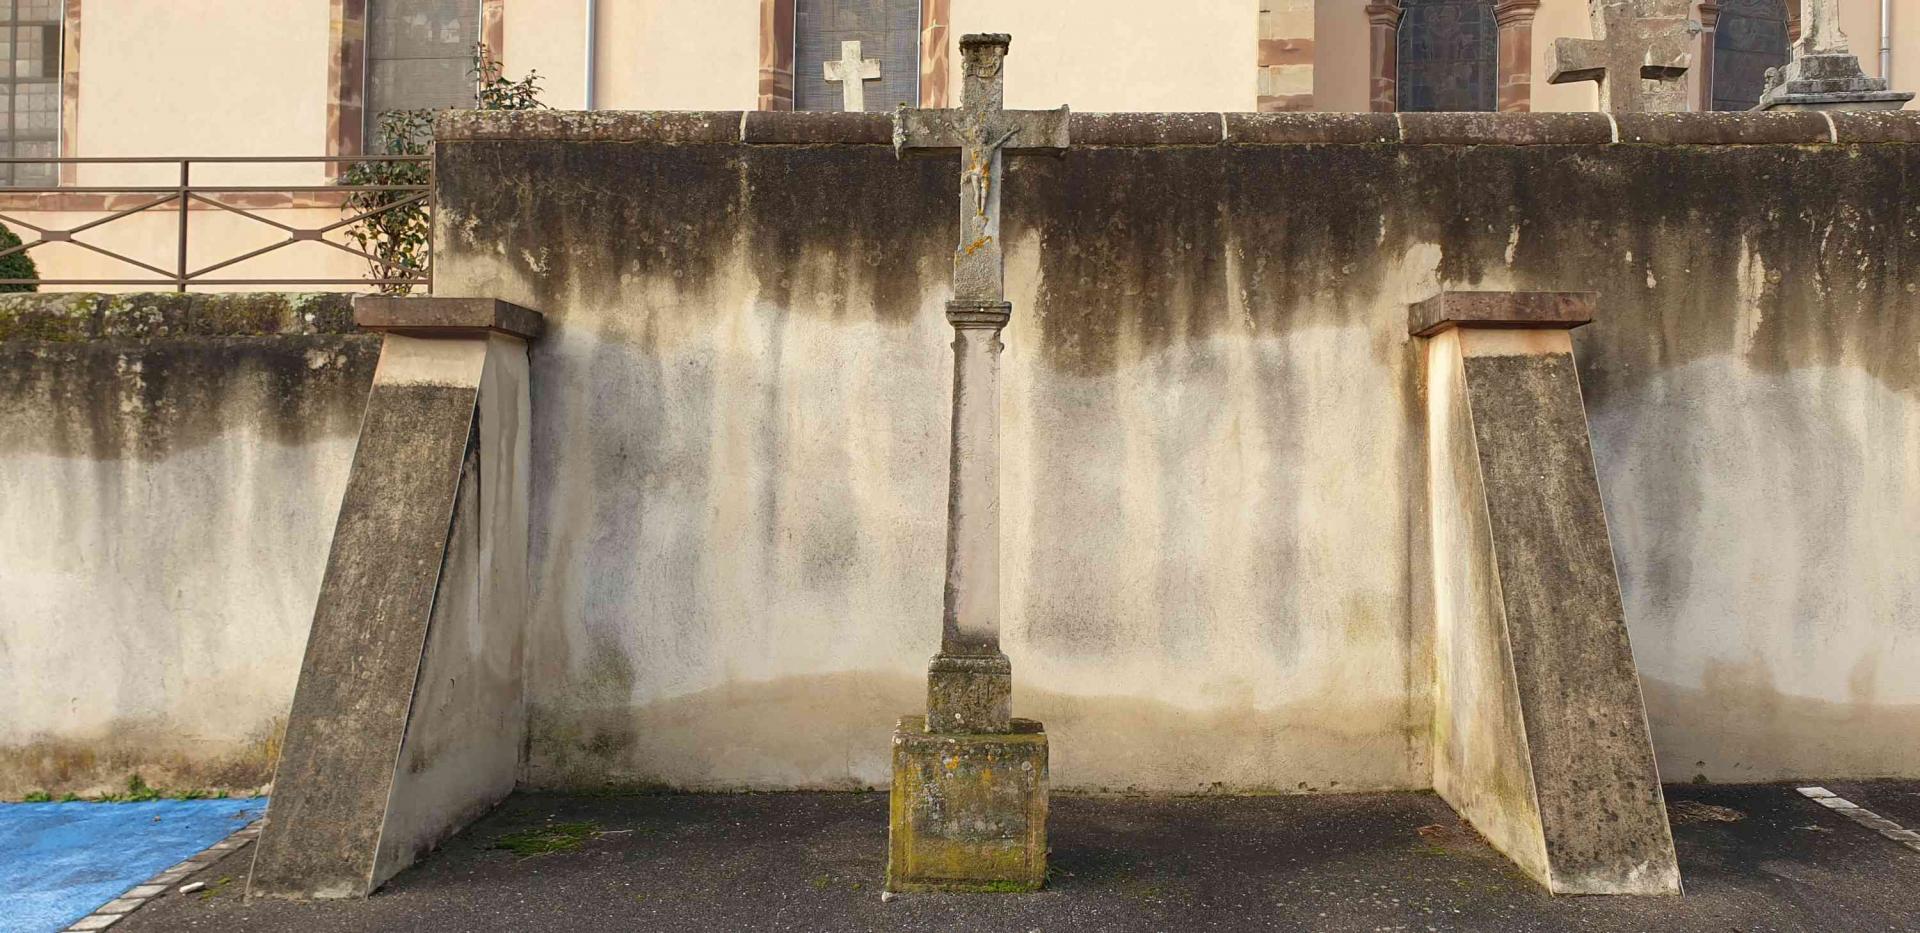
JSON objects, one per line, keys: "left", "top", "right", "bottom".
{"left": 1697, "top": 2, "right": 1720, "bottom": 111}
{"left": 1495, "top": 0, "right": 1542, "bottom": 111}
{"left": 1367, "top": 2, "right": 1405, "bottom": 113}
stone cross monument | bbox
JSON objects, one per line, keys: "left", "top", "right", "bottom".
{"left": 822, "top": 40, "right": 882, "bottom": 112}
{"left": 883, "top": 32, "right": 1067, "bottom": 894}
{"left": 1547, "top": 0, "right": 1692, "bottom": 112}
{"left": 1756, "top": 0, "right": 1914, "bottom": 110}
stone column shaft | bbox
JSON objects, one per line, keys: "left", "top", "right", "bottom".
{"left": 928, "top": 301, "right": 1013, "bottom": 733}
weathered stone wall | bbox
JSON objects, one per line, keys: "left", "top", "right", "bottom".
{"left": 0, "top": 293, "right": 378, "bottom": 797}
{"left": 431, "top": 110, "right": 1920, "bottom": 793}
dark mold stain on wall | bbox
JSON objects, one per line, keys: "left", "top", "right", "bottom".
{"left": 435, "top": 141, "right": 955, "bottom": 329}
{"left": 1, "top": 336, "right": 379, "bottom": 462}
{"left": 441, "top": 138, "right": 1919, "bottom": 395}
{"left": 0, "top": 293, "right": 379, "bottom": 462}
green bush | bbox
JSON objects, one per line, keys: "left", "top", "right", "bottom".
{"left": 345, "top": 43, "right": 546, "bottom": 295}
{"left": 0, "top": 221, "right": 40, "bottom": 292}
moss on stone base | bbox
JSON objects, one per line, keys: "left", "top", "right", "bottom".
{"left": 886, "top": 715, "right": 1047, "bottom": 893}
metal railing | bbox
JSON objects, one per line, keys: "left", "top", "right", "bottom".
{"left": 0, "top": 155, "right": 432, "bottom": 292}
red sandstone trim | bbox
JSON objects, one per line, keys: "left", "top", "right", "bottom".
{"left": 757, "top": 0, "right": 795, "bottom": 111}
{"left": 60, "top": 0, "right": 80, "bottom": 185}
{"left": 920, "top": 0, "right": 950, "bottom": 108}
{"left": 1366, "top": 2, "right": 1403, "bottom": 114}
{"left": 1697, "top": 1, "right": 1721, "bottom": 112}
{"left": 482, "top": 0, "right": 504, "bottom": 63}
{"left": 326, "top": 0, "right": 367, "bottom": 167}
{"left": 0, "top": 190, "right": 357, "bottom": 212}
{"left": 1494, "top": 0, "right": 1540, "bottom": 113}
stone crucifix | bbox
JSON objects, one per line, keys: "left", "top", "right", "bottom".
{"left": 1547, "top": 0, "right": 1693, "bottom": 113}
{"left": 823, "top": 40, "right": 882, "bottom": 112}
{"left": 893, "top": 34, "right": 1068, "bottom": 735}
{"left": 1757, "top": 0, "right": 1913, "bottom": 110}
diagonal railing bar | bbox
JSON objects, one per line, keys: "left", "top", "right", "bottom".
{"left": 187, "top": 192, "right": 303, "bottom": 234}
{"left": 57, "top": 234, "right": 182, "bottom": 281}
{"left": 0, "top": 193, "right": 182, "bottom": 261}
{"left": 0, "top": 155, "right": 432, "bottom": 291}
{"left": 305, "top": 191, "right": 429, "bottom": 238}
{"left": 0, "top": 211, "right": 49, "bottom": 234}
{"left": 307, "top": 233, "right": 392, "bottom": 266}
{"left": 184, "top": 192, "right": 428, "bottom": 282}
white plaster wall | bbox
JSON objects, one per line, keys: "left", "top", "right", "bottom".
{"left": 78, "top": 0, "right": 331, "bottom": 184}
{"left": 0, "top": 339, "right": 372, "bottom": 796}
{"left": 596, "top": 0, "right": 761, "bottom": 110}
{"left": 1591, "top": 359, "right": 1920, "bottom": 782}
{"left": 950, "top": 0, "right": 1258, "bottom": 111}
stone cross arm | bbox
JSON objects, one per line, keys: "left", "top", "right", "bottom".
{"left": 1545, "top": 1, "right": 1692, "bottom": 113}
{"left": 891, "top": 106, "right": 1071, "bottom": 158}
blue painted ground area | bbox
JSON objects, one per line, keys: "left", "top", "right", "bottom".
{"left": 0, "top": 798, "right": 266, "bottom": 933}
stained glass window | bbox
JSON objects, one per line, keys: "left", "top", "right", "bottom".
{"left": 794, "top": 0, "right": 919, "bottom": 112}
{"left": 0, "top": 0, "right": 60, "bottom": 187}
{"left": 1714, "top": 0, "right": 1790, "bottom": 111}
{"left": 1397, "top": 0, "right": 1498, "bottom": 113}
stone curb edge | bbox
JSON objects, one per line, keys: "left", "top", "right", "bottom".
{"left": 60, "top": 817, "right": 263, "bottom": 932}
{"left": 436, "top": 109, "right": 1920, "bottom": 147}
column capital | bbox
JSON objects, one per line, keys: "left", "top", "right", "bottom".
{"left": 946, "top": 299, "right": 1012, "bottom": 328}
{"left": 1366, "top": 1, "right": 1404, "bottom": 28}
{"left": 1493, "top": 0, "right": 1541, "bottom": 28}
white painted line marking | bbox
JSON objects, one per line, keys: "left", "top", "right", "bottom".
{"left": 1798, "top": 787, "right": 1920, "bottom": 855}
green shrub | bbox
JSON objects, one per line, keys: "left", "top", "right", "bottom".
{"left": 0, "top": 221, "right": 39, "bottom": 292}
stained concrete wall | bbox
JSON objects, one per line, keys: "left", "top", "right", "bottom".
{"left": 0, "top": 293, "right": 377, "bottom": 798}
{"left": 433, "top": 109, "right": 1920, "bottom": 792}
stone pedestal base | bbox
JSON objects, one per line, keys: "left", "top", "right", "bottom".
{"left": 1757, "top": 53, "right": 1916, "bottom": 111}
{"left": 926, "top": 653, "right": 1011, "bottom": 733}
{"left": 886, "top": 716, "right": 1048, "bottom": 892}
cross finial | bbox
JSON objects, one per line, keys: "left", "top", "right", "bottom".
{"left": 1546, "top": 0, "right": 1692, "bottom": 113}
{"left": 823, "top": 40, "right": 882, "bottom": 112}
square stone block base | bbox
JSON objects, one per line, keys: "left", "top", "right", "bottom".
{"left": 886, "top": 715, "right": 1048, "bottom": 893}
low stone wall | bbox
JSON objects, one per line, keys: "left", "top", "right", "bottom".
{"left": 434, "top": 110, "right": 1920, "bottom": 793}
{"left": 0, "top": 292, "right": 378, "bottom": 798}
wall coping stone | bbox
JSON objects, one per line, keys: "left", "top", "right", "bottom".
{"left": 436, "top": 109, "right": 1920, "bottom": 147}
{"left": 1410, "top": 290, "right": 1596, "bottom": 337}
{"left": 354, "top": 295, "right": 544, "bottom": 340}
{"left": 0, "top": 291, "right": 359, "bottom": 343}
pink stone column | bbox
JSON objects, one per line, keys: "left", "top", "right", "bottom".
{"left": 1367, "top": 2, "right": 1404, "bottom": 113}
{"left": 1495, "top": 0, "right": 1541, "bottom": 112}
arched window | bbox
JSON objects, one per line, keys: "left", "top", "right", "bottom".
{"left": 1711, "top": 0, "right": 1791, "bottom": 111}
{"left": 1397, "top": 0, "right": 1499, "bottom": 112}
